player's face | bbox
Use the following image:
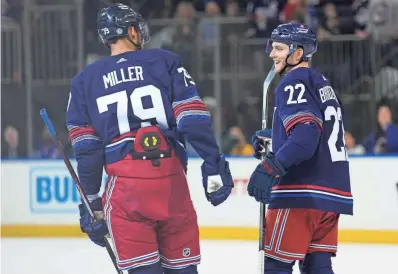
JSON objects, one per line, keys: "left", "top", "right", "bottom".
{"left": 269, "top": 42, "right": 289, "bottom": 73}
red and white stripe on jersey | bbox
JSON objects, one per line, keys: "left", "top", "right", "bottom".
{"left": 68, "top": 125, "right": 100, "bottom": 147}
{"left": 264, "top": 209, "right": 306, "bottom": 263}
{"left": 105, "top": 132, "right": 136, "bottom": 150}
{"left": 172, "top": 96, "right": 210, "bottom": 127}
{"left": 117, "top": 251, "right": 160, "bottom": 271}
{"left": 271, "top": 184, "right": 353, "bottom": 204}
{"left": 160, "top": 254, "right": 201, "bottom": 269}
{"left": 308, "top": 243, "right": 337, "bottom": 253}
{"left": 103, "top": 176, "right": 160, "bottom": 271}
{"left": 282, "top": 111, "right": 323, "bottom": 134}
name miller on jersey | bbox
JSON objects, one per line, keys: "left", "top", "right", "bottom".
{"left": 319, "top": 86, "right": 338, "bottom": 104}
{"left": 103, "top": 66, "right": 144, "bottom": 89}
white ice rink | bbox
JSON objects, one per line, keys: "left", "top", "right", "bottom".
{"left": 2, "top": 239, "right": 398, "bottom": 274}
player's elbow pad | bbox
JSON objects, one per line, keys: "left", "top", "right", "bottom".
{"left": 276, "top": 122, "right": 321, "bottom": 169}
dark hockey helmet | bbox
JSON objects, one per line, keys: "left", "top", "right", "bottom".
{"left": 265, "top": 23, "right": 317, "bottom": 61}
{"left": 97, "top": 3, "right": 150, "bottom": 48}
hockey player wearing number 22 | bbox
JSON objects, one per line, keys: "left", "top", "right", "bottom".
{"left": 248, "top": 23, "right": 353, "bottom": 274}
{"left": 66, "top": 3, "right": 234, "bottom": 274}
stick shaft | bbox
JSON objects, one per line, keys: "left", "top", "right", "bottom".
{"left": 40, "top": 109, "right": 94, "bottom": 217}
{"left": 40, "top": 108, "right": 122, "bottom": 274}
{"left": 259, "top": 65, "right": 276, "bottom": 274}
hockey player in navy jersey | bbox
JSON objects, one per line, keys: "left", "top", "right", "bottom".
{"left": 247, "top": 23, "right": 353, "bottom": 274}
{"left": 66, "top": 3, "right": 233, "bottom": 274}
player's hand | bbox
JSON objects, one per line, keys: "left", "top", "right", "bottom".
{"left": 247, "top": 153, "right": 286, "bottom": 204}
{"left": 201, "top": 156, "right": 234, "bottom": 206}
{"left": 78, "top": 197, "right": 109, "bottom": 247}
{"left": 251, "top": 129, "right": 272, "bottom": 159}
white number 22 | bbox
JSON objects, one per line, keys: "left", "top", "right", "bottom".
{"left": 285, "top": 83, "right": 307, "bottom": 105}
{"left": 325, "top": 106, "right": 348, "bottom": 162}
{"left": 96, "top": 85, "right": 169, "bottom": 134}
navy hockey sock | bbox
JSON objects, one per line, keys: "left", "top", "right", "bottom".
{"left": 300, "top": 252, "right": 334, "bottom": 274}
{"left": 264, "top": 256, "right": 294, "bottom": 274}
{"left": 127, "top": 262, "right": 163, "bottom": 274}
{"left": 163, "top": 265, "right": 198, "bottom": 274}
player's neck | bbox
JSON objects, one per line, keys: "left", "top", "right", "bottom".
{"left": 290, "top": 62, "right": 309, "bottom": 71}
{"left": 110, "top": 41, "right": 137, "bottom": 56}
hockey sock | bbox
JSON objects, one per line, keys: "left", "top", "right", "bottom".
{"left": 264, "top": 256, "right": 294, "bottom": 274}
{"left": 163, "top": 265, "right": 198, "bottom": 274}
{"left": 300, "top": 252, "right": 334, "bottom": 274}
{"left": 127, "top": 262, "right": 163, "bottom": 274}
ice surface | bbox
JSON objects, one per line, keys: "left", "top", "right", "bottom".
{"left": 2, "top": 238, "right": 398, "bottom": 274}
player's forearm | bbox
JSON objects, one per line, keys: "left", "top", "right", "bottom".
{"left": 67, "top": 124, "right": 104, "bottom": 198}
{"left": 179, "top": 117, "right": 221, "bottom": 166}
{"left": 276, "top": 123, "right": 321, "bottom": 169}
{"left": 76, "top": 148, "right": 104, "bottom": 199}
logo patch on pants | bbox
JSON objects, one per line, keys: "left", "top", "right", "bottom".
{"left": 183, "top": 248, "right": 190, "bottom": 257}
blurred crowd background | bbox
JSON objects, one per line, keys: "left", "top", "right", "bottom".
{"left": 2, "top": 0, "right": 398, "bottom": 158}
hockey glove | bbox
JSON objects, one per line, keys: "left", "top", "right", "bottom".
{"left": 79, "top": 197, "right": 108, "bottom": 247}
{"left": 251, "top": 129, "right": 272, "bottom": 159}
{"left": 247, "top": 153, "right": 286, "bottom": 204}
{"left": 201, "top": 156, "right": 234, "bottom": 206}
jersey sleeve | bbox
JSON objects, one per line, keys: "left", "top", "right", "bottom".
{"left": 275, "top": 78, "right": 323, "bottom": 169}
{"left": 277, "top": 78, "right": 323, "bottom": 135}
{"left": 167, "top": 53, "right": 221, "bottom": 166}
{"left": 66, "top": 76, "right": 104, "bottom": 200}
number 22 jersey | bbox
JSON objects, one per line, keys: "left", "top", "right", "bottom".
{"left": 270, "top": 67, "right": 353, "bottom": 215}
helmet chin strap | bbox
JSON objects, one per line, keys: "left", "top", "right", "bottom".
{"left": 127, "top": 29, "right": 143, "bottom": 50}
{"left": 279, "top": 54, "right": 305, "bottom": 75}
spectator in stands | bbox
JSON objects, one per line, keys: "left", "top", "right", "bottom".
{"left": 173, "top": 1, "right": 198, "bottom": 40}
{"left": 222, "top": 126, "right": 254, "bottom": 156}
{"left": 149, "top": 1, "right": 197, "bottom": 71}
{"left": 3, "top": 125, "right": 19, "bottom": 158}
{"left": 362, "top": 100, "right": 398, "bottom": 154}
{"left": 226, "top": 0, "right": 240, "bottom": 17}
{"left": 199, "top": 1, "right": 222, "bottom": 44}
{"left": 352, "top": 0, "right": 369, "bottom": 39}
{"left": 316, "top": 2, "right": 341, "bottom": 40}
{"left": 316, "top": 0, "right": 370, "bottom": 40}
{"left": 162, "top": 1, "right": 198, "bottom": 71}
{"left": 281, "top": 0, "right": 308, "bottom": 24}
{"left": 33, "top": 127, "right": 62, "bottom": 159}
{"left": 344, "top": 131, "right": 365, "bottom": 155}
{"left": 245, "top": 0, "right": 284, "bottom": 38}
{"left": 169, "top": 1, "right": 198, "bottom": 71}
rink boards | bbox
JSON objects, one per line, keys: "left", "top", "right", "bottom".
{"left": 2, "top": 156, "right": 398, "bottom": 244}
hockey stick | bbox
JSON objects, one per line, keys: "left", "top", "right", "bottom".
{"left": 40, "top": 109, "right": 122, "bottom": 274}
{"left": 259, "top": 65, "right": 276, "bottom": 274}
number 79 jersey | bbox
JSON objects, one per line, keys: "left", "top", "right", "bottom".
{"left": 271, "top": 67, "right": 353, "bottom": 215}
{"left": 66, "top": 48, "right": 215, "bottom": 167}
